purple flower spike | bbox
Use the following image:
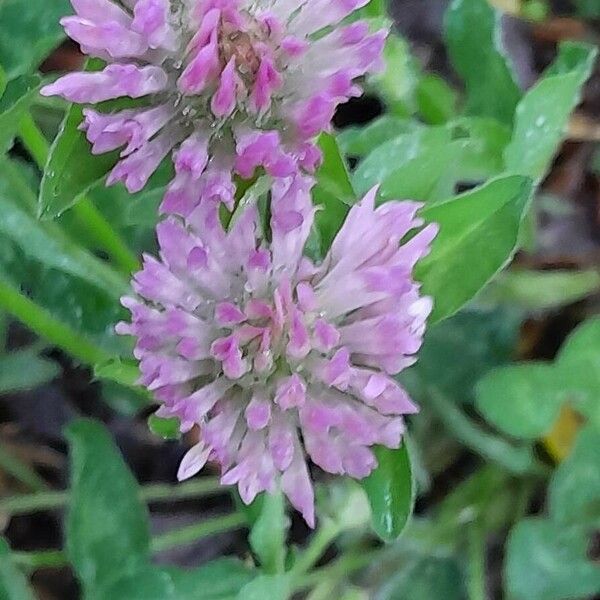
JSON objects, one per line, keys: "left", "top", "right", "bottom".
{"left": 118, "top": 179, "right": 438, "bottom": 526}
{"left": 42, "top": 0, "right": 387, "bottom": 210}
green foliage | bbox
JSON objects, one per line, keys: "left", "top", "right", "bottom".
{"left": 445, "top": 0, "right": 521, "bottom": 124}
{"left": 505, "top": 518, "right": 600, "bottom": 600}
{"left": 0, "top": 0, "right": 69, "bottom": 78}
{"left": 505, "top": 42, "right": 598, "bottom": 181}
{"left": 417, "top": 175, "right": 533, "bottom": 323}
{"left": 0, "top": 345, "right": 59, "bottom": 393}
{"left": 476, "top": 318, "right": 600, "bottom": 438}
{"left": 0, "top": 74, "right": 41, "bottom": 154}
{"left": 361, "top": 443, "right": 415, "bottom": 542}
{"left": 248, "top": 491, "right": 288, "bottom": 573}
{"left": 0, "top": 538, "right": 35, "bottom": 600}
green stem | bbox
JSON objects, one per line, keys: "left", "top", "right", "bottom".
{"left": 151, "top": 511, "right": 247, "bottom": 553}
{"left": 17, "top": 114, "right": 139, "bottom": 275}
{"left": 467, "top": 521, "right": 487, "bottom": 600}
{"left": 0, "top": 477, "right": 223, "bottom": 516}
{"left": 290, "top": 520, "right": 341, "bottom": 580}
{"left": 426, "top": 387, "right": 542, "bottom": 475}
{"left": 0, "top": 445, "right": 48, "bottom": 492}
{"left": 13, "top": 511, "right": 247, "bottom": 570}
{"left": 0, "top": 278, "right": 112, "bottom": 366}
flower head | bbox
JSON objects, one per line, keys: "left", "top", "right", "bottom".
{"left": 117, "top": 178, "right": 437, "bottom": 525}
{"left": 42, "top": 0, "right": 386, "bottom": 213}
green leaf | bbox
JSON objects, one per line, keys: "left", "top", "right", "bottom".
{"left": 557, "top": 317, "right": 600, "bottom": 423}
{"left": 0, "top": 184, "right": 127, "bottom": 298}
{"left": 445, "top": 0, "right": 521, "bottom": 124}
{"left": 370, "top": 35, "right": 420, "bottom": 117}
{"left": 0, "top": 65, "right": 7, "bottom": 98}
{"left": 417, "top": 175, "right": 533, "bottom": 323}
{"left": 361, "top": 0, "right": 388, "bottom": 18}
{"left": 148, "top": 414, "right": 181, "bottom": 440}
{"left": 248, "top": 490, "right": 288, "bottom": 574}
{"left": 352, "top": 126, "right": 451, "bottom": 197}
{"left": 236, "top": 575, "right": 291, "bottom": 600}
{"left": 94, "top": 358, "right": 143, "bottom": 389}
{"left": 0, "top": 538, "right": 35, "bottom": 600}
{"left": 505, "top": 42, "right": 597, "bottom": 181}
{"left": 475, "top": 363, "right": 563, "bottom": 439}
{"left": 39, "top": 102, "right": 123, "bottom": 219}
{"left": 102, "top": 560, "right": 254, "bottom": 600}
{"left": 483, "top": 269, "right": 600, "bottom": 310}
{"left": 505, "top": 518, "right": 600, "bottom": 600}
{"left": 0, "top": 74, "right": 41, "bottom": 155}
{"left": 416, "top": 74, "right": 458, "bottom": 125}
{"left": 0, "top": 346, "right": 59, "bottom": 393}
{"left": 377, "top": 557, "right": 466, "bottom": 600}
{"left": 361, "top": 442, "right": 415, "bottom": 542}
{"left": 575, "top": 0, "right": 600, "bottom": 17}
{"left": 338, "top": 116, "right": 419, "bottom": 157}
{"left": 66, "top": 419, "right": 150, "bottom": 596}
{"left": 313, "top": 133, "right": 356, "bottom": 253}
{"left": 549, "top": 425, "right": 600, "bottom": 525}
{"left": 0, "top": 0, "right": 70, "bottom": 78}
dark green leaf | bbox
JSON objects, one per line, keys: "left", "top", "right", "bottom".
{"left": 248, "top": 490, "right": 288, "bottom": 573}
{"left": 0, "top": 346, "right": 59, "bottom": 393}
{"left": 445, "top": 0, "right": 521, "bottom": 124}
{"left": 66, "top": 419, "right": 150, "bottom": 596}
{"left": 475, "top": 363, "right": 563, "bottom": 439}
{"left": 549, "top": 425, "right": 600, "bottom": 525}
{"left": 504, "top": 42, "right": 597, "bottom": 181}
{"left": 361, "top": 443, "right": 415, "bottom": 542}
{"left": 313, "top": 133, "right": 356, "bottom": 253}
{"left": 102, "top": 560, "right": 254, "bottom": 600}
{"left": 0, "top": 183, "right": 127, "bottom": 297}
{"left": 39, "top": 102, "right": 123, "bottom": 219}
{"left": 0, "top": 538, "right": 35, "bottom": 600}
{"left": 148, "top": 414, "right": 181, "bottom": 440}
{"left": 505, "top": 518, "right": 600, "bottom": 600}
{"left": 417, "top": 175, "right": 533, "bottom": 323}
{"left": 377, "top": 557, "right": 466, "bottom": 600}
{"left": 0, "top": 0, "right": 70, "bottom": 78}
{"left": 575, "top": 0, "right": 600, "bottom": 17}
{"left": 0, "top": 74, "right": 41, "bottom": 154}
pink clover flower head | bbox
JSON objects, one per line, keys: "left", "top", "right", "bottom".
{"left": 41, "top": 0, "right": 386, "bottom": 213}
{"left": 117, "top": 180, "right": 437, "bottom": 526}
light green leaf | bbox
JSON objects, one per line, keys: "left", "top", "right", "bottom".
{"left": 94, "top": 358, "right": 143, "bottom": 389}
{"left": 0, "top": 0, "right": 70, "bottom": 78}
{"left": 236, "top": 575, "right": 291, "bottom": 600}
{"left": 505, "top": 518, "right": 600, "bottom": 600}
{"left": 248, "top": 490, "right": 288, "bottom": 574}
{"left": 445, "top": 0, "right": 521, "bottom": 124}
{"left": 361, "top": 442, "right": 415, "bottom": 542}
{"left": 66, "top": 419, "right": 150, "bottom": 596}
{"left": 484, "top": 269, "right": 600, "bottom": 310}
{"left": 416, "top": 74, "right": 458, "bottom": 125}
{"left": 0, "top": 74, "right": 41, "bottom": 154}
{"left": 0, "top": 346, "right": 59, "bottom": 393}
{"left": 370, "top": 35, "right": 420, "bottom": 117}
{"left": 337, "top": 116, "right": 419, "bottom": 157}
{"left": 0, "top": 538, "right": 35, "bottom": 600}
{"left": 352, "top": 126, "right": 451, "bottom": 196}
{"left": 417, "top": 175, "right": 534, "bottom": 323}
{"left": 0, "top": 65, "right": 6, "bottom": 98}
{"left": 148, "top": 414, "right": 181, "bottom": 440}
{"left": 505, "top": 42, "right": 597, "bottom": 181}
{"left": 475, "top": 363, "right": 563, "bottom": 439}
{"left": 549, "top": 425, "right": 600, "bottom": 526}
